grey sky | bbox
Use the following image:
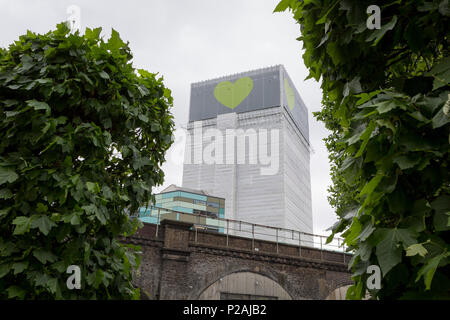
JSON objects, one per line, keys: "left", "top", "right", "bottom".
{"left": 0, "top": 0, "right": 337, "bottom": 235}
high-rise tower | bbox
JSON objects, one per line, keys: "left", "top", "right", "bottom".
{"left": 182, "top": 65, "right": 312, "bottom": 237}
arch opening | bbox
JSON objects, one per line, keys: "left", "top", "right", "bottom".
{"left": 198, "top": 271, "right": 292, "bottom": 300}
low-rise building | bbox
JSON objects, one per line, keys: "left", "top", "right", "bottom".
{"left": 138, "top": 184, "right": 225, "bottom": 232}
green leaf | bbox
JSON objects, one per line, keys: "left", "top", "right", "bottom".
{"left": 99, "top": 70, "right": 110, "bottom": 80}
{"left": 102, "top": 185, "right": 114, "bottom": 200}
{"left": 355, "top": 90, "right": 381, "bottom": 106}
{"left": 366, "top": 15, "right": 397, "bottom": 45}
{"left": 413, "top": 199, "right": 432, "bottom": 215}
{"left": 36, "top": 203, "right": 48, "bottom": 213}
{"left": 33, "top": 248, "right": 57, "bottom": 264}
{"left": 12, "top": 261, "right": 28, "bottom": 274}
{"left": 359, "top": 174, "right": 383, "bottom": 197}
{"left": 346, "top": 276, "right": 364, "bottom": 300}
{"left": 26, "top": 100, "right": 50, "bottom": 115}
{"left": 96, "top": 209, "right": 107, "bottom": 225}
{"left": 357, "top": 242, "right": 372, "bottom": 262}
{"left": 375, "top": 100, "right": 404, "bottom": 114}
{"left": 431, "top": 195, "right": 450, "bottom": 231}
{"left": 409, "top": 111, "right": 429, "bottom": 123}
{"left": 377, "top": 170, "right": 398, "bottom": 194}
{"left": 376, "top": 237, "right": 401, "bottom": 277}
{"left": 33, "top": 272, "right": 51, "bottom": 287}
{"left": 431, "top": 106, "right": 450, "bottom": 129}
{"left": 343, "top": 77, "right": 362, "bottom": 97}
{"left": 0, "top": 167, "right": 19, "bottom": 185}
{"left": 316, "top": 33, "right": 329, "bottom": 48}
{"left": 326, "top": 42, "right": 345, "bottom": 66}
{"left": 316, "top": 0, "right": 339, "bottom": 24}
{"left": 132, "top": 156, "right": 151, "bottom": 170}
{"left": 0, "top": 263, "right": 11, "bottom": 278}
{"left": 82, "top": 204, "right": 97, "bottom": 215}
{"left": 0, "top": 207, "right": 11, "bottom": 220}
{"left": 406, "top": 243, "right": 428, "bottom": 257}
{"left": 31, "top": 215, "right": 57, "bottom": 235}
{"left": 393, "top": 154, "right": 421, "bottom": 170}
{"left": 107, "top": 29, "right": 126, "bottom": 54}
{"left": 7, "top": 286, "right": 26, "bottom": 299}
{"left": 425, "top": 57, "right": 450, "bottom": 90}
{"left": 85, "top": 27, "right": 102, "bottom": 40}
{"left": 355, "top": 121, "right": 376, "bottom": 157}
{"left": 346, "top": 124, "right": 366, "bottom": 145}
{"left": 86, "top": 181, "right": 100, "bottom": 194}
{"left": 5, "top": 110, "right": 21, "bottom": 117}
{"left": 61, "top": 212, "right": 75, "bottom": 224}
{"left": 71, "top": 213, "right": 81, "bottom": 225}
{"left": 375, "top": 228, "right": 418, "bottom": 276}
{"left": 273, "top": 0, "right": 291, "bottom": 13}
{"left": 415, "top": 252, "right": 450, "bottom": 290}
{"left": 0, "top": 188, "right": 13, "bottom": 199}
{"left": 138, "top": 114, "right": 149, "bottom": 123}
{"left": 46, "top": 278, "right": 58, "bottom": 294}
{"left": 404, "top": 22, "right": 424, "bottom": 53}
{"left": 343, "top": 218, "right": 362, "bottom": 246}
{"left": 19, "top": 55, "right": 34, "bottom": 72}
{"left": 12, "top": 216, "right": 32, "bottom": 235}
{"left": 398, "top": 132, "right": 436, "bottom": 151}
{"left": 375, "top": 119, "right": 396, "bottom": 134}
{"left": 357, "top": 221, "right": 375, "bottom": 241}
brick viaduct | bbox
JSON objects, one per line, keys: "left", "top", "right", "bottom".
{"left": 124, "top": 219, "right": 353, "bottom": 300}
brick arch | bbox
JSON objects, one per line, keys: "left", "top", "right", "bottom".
{"left": 327, "top": 277, "right": 354, "bottom": 294}
{"left": 192, "top": 267, "right": 296, "bottom": 300}
{"left": 318, "top": 276, "right": 354, "bottom": 300}
{"left": 325, "top": 283, "right": 354, "bottom": 300}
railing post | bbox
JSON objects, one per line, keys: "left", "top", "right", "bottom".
{"left": 320, "top": 236, "right": 323, "bottom": 260}
{"left": 226, "top": 220, "right": 229, "bottom": 247}
{"left": 343, "top": 241, "right": 346, "bottom": 264}
{"left": 155, "top": 208, "right": 160, "bottom": 238}
{"left": 298, "top": 232, "right": 302, "bottom": 257}
{"left": 252, "top": 224, "right": 255, "bottom": 250}
{"left": 338, "top": 238, "right": 344, "bottom": 264}
{"left": 276, "top": 228, "right": 279, "bottom": 254}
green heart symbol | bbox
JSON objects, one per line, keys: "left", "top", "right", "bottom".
{"left": 284, "top": 78, "right": 295, "bottom": 110}
{"left": 214, "top": 77, "right": 253, "bottom": 109}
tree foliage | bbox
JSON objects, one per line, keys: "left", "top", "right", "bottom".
{"left": 0, "top": 23, "right": 174, "bottom": 299}
{"left": 275, "top": 0, "right": 449, "bottom": 299}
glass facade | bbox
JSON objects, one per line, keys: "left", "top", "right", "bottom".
{"left": 139, "top": 187, "right": 225, "bottom": 233}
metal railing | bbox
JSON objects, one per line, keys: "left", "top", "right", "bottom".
{"left": 138, "top": 206, "right": 350, "bottom": 263}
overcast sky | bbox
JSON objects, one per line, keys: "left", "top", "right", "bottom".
{"left": 0, "top": 0, "right": 338, "bottom": 235}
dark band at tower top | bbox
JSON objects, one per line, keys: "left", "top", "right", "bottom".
{"left": 188, "top": 65, "right": 310, "bottom": 143}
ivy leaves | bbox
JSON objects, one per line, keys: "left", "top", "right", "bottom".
{"left": 0, "top": 24, "right": 174, "bottom": 299}
{"left": 374, "top": 228, "right": 417, "bottom": 276}
{"left": 0, "top": 167, "right": 19, "bottom": 185}
{"left": 277, "top": 0, "right": 450, "bottom": 299}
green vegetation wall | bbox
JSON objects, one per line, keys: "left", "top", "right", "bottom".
{"left": 0, "top": 24, "right": 174, "bottom": 299}
{"left": 275, "top": 0, "right": 449, "bottom": 299}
